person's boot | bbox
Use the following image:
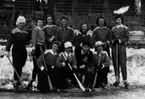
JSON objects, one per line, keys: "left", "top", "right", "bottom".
{"left": 25, "top": 80, "right": 34, "bottom": 90}
{"left": 113, "top": 81, "right": 119, "bottom": 87}
{"left": 124, "top": 81, "right": 129, "bottom": 89}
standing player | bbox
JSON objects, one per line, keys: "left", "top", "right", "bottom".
{"left": 26, "top": 18, "right": 45, "bottom": 90}
{"left": 74, "top": 23, "right": 93, "bottom": 48}
{"left": 5, "top": 16, "right": 30, "bottom": 89}
{"left": 111, "top": 15, "right": 129, "bottom": 88}
{"left": 43, "top": 15, "right": 58, "bottom": 49}
{"left": 93, "top": 17, "right": 111, "bottom": 57}
{"left": 55, "top": 16, "right": 75, "bottom": 52}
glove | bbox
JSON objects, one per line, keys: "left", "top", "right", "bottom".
{"left": 80, "top": 64, "right": 85, "bottom": 69}
{"left": 99, "top": 64, "right": 105, "bottom": 69}
{"left": 65, "top": 60, "right": 69, "bottom": 66}
{"left": 31, "top": 49, "right": 35, "bottom": 56}
{"left": 72, "top": 66, "right": 77, "bottom": 73}
{"left": 3, "top": 51, "right": 9, "bottom": 57}
{"left": 40, "top": 66, "right": 44, "bottom": 71}
{"left": 93, "top": 66, "right": 99, "bottom": 72}
{"left": 113, "top": 39, "right": 120, "bottom": 44}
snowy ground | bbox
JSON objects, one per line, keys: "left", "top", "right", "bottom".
{"left": 1, "top": 45, "right": 145, "bottom": 98}
{"left": 0, "top": 45, "right": 145, "bottom": 89}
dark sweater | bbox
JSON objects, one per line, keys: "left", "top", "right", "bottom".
{"left": 6, "top": 28, "right": 30, "bottom": 51}
{"left": 55, "top": 27, "right": 74, "bottom": 44}
{"left": 37, "top": 49, "right": 58, "bottom": 70}
{"left": 43, "top": 25, "right": 58, "bottom": 43}
{"left": 93, "top": 26, "right": 110, "bottom": 45}
{"left": 75, "top": 47, "right": 93, "bottom": 69}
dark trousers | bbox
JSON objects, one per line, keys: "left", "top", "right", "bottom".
{"left": 103, "top": 43, "right": 110, "bottom": 57}
{"left": 112, "top": 44, "right": 127, "bottom": 82}
{"left": 84, "top": 71, "right": 94, "bottom": 87}
{"left": 31, "top": 44, "right": 45, "bottom": 81}
{"left": 12, "top": 46, "right": 27, "bottom": 84}
{"left": 55, "top": 68, "right": 75, "bottom": 89}
{"left": 95, "top": 66, "right": 109, "bottom": 88}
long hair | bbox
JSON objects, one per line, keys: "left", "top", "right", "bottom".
{"left": 80, "top": 22, "right": 89, "bottom": 34}
{"left": 45, "top": 14, "right": 56, "bottom": 25}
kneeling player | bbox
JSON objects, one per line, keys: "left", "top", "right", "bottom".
{"left": 92, "top": 41, "right": 110, "bottom": 89}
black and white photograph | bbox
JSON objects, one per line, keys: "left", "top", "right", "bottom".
{"left": 0, "top": 0, "right": 144, "bottom": 99}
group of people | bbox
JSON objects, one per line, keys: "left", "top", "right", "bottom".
{"left": 3, "top": 14, "right": 129, "bottom": 92}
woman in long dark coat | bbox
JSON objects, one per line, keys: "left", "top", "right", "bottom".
{"left": 5, "top": 16, "right": 30, "bottom": 89}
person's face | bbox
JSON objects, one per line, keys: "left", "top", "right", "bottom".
{"left": 95, "top": 45, "right": 103, "bottom": 52}
{"left": 98, "top": 18, "right": 105, "bottom": 27}
{"left": 82, "top": 24, "right": 88, "bottom": 32}
{"left": 61, "top": 19, "right": 68, "bottom": 27}
{"left": 82, "top": 45, "right": 89, "bottom": 53}
{"left": 116, "top": 18, "right": 122, "bottom": 25}
{"left": 65, "top": 47, "right": 72, "bottom": 53}
{"left": 47, "top": 16, "right": 52, "bottom": 25}
{"left": 37, "top": 20, "right": 43, "bottom": 28}
{"left": 30, "top": 20, "right": 36, "bottom": 27}
{"left": 18, "top": 22, "right": 25, "bottom": 29}
{"left": 52, "top": 44, "right": 59, "bottom": 52}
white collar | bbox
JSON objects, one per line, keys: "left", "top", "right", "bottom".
{"left": 36, "top": 26, "right": 42, "bottom": 30}
{"left": 116, "top": 24, "right": 124, "bottom": 28}
{"left": 64, "top": 51, "right": 71, "bottom": 57}
{"left": 44, "top": 49, "right": 57, "bottom": 55}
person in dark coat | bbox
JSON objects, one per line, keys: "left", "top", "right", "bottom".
{"left": 43, "top": 15, "right": 58, "bottom": 49}
{"left": 92, "top": 17, "right": 111, "bottom": 57}
{"left": 26, "top": 18, "right": 45, "bottom": 89}
{"left": 55, "top": 16, "right": 75, "bottom": 52}
{"left": 111, "top": 15, "right": 129, "bottom": 88}
{"left": 93, "top": 41, "right": 110, "bottom": 88}
{"left": 4, "top": 16, "right": 30, "bottom": 89}
{"left": 75, "top": 40, "right": 94, "bottom": 88}
{"left": 36, "top": 41, "right": 60, "bottom": 92}
{"left": 74, "top": 23, "right": 93, "bottom": 48}
{"left": 55, "top": 41, "right": 77, "bottom": 89}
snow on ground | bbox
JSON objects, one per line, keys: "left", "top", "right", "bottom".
{"left": 1, "top": 45, "right": 145, "bottom": 87}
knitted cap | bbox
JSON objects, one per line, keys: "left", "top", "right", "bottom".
{"left": 16, "top": 16, "right": 26, "bottom": 25}
{"left": 64, "top": 41, "right": 72, "bottom": 48}
{"left": 95, "top": 41, "right": 104, "bottom": 47}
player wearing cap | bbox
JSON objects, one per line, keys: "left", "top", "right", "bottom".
{"left": 92, "top": 41, "right": 110, "bottom": 88}
{"left": 55, "top": 41, "right": 77, "bottom": 89}
{"left": 75, "top": 40, "right": 93, "bottom": 88}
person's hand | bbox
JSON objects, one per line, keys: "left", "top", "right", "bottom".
{"left": 49, "top": 36, "right": 54, "bottom": 42}
{"left": 62, "top": 62, "right": 66, "bottom": 67}
{"left": 31, "top": 47, "right": 35, "bottom": 56}
{"left": 107, "top": 41, "right": 110, "bottom": 44}
{"left": 83, "top": 57, "right": 88, "bottom": 63}
{"left": 4, "top": 51, "right": 9, "bottom": 57}
{"left": 100, "top": 64, "right": 105, "bottom": 69}
{"left": 72, "top": 66, "right": 77, "bottom": 73}
{"left": 113, "top": 39, "right": 121, "bottom": 44}
{"left": 40, "top": 66, "right": 44, "bottom": 71}
{"left": 80, "top": 64, "right": 85, "bottom": 69}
